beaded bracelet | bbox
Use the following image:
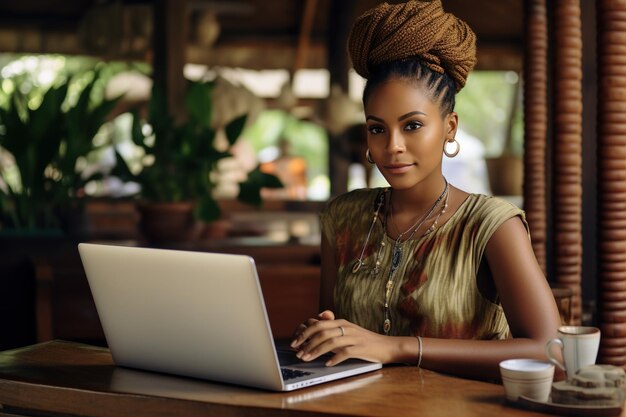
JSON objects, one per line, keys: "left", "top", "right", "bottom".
{"left": 416, "top": 335, "right": 423, "bottom": 368}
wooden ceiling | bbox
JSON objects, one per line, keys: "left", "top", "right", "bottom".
{"left": 0, "top": 0, "right": 523, "bottom": 71}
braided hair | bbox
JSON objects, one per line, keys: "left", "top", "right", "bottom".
{"left": 348, "top": 0, "right": 477, "bottom": 115}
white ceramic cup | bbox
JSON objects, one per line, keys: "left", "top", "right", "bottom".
{"left": 545, "top": 326, "right": 600, "bottom": 379}
{"left": 499, "top": 359, "right": 555, "bottom": 402}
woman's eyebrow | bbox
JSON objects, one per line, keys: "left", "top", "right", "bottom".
{"left": 366, "top": 111, "right": 427, "bottom": 123}
{"left": 365, "top": 115, "right": 385, "bottom": 123}
{"left": 398, "top": 111, "right": 427, "bottom": 121}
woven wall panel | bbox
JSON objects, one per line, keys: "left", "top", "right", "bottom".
{"left": 523, "top": 0, "right": 548, "bottom": 275}
{"left": 598, "top": 0, "right": 626, "bottom": 367}
{"left": 552, "top": 0, "right": 583, "bottom": 324}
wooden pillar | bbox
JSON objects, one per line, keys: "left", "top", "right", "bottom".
{"left": 551, "top": 0, "right": 584, "bottom": 324}
{"left": 327, "top": 0, "right": 353, "bottom": 92}
{"left": 152, "top": 0, "right": 188, "bottom": 122}
{"left": 327, "top": 0, "right": 356, "bottom": 197}
{"left": 597, "top": 0, "right": 626, "bottom": 367}
{"left": 523, "top": 0, "right": 549, "bottom": 276}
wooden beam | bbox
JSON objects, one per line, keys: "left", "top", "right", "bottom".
{"left": 187, "top": 43, "right": 326, "bottom": 69}
{"left": 292, "top": 0, "right": 317, "bottom": 74}
{"left": 152, "top": 0, "right": 188, "bottom": 122}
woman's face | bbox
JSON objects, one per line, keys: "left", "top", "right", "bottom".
{"left": 364, "top": 78, "right": 457, "bottom": 190}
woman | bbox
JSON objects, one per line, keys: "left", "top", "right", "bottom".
{"left": 291, "top": 0, "right": 561, "bottom": 380}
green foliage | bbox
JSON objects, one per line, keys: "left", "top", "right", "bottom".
{"left": 0, "top": 71, "right": 120, "bottom": 230}
{"left": 454, "top": 71, "right": 522, "bottom": 157}
{"left": 238, "top": 166, "right": 284, "bottom": 207}
{"left": 0, "top": 84, "right": 67, "bottom": 229}
{"left": 113, "top": 81, "right": 282, "bottom": 223}
{"left": 244, "top": 109, "right": 328, "bottom": 185}
{"left": 56, "top": 71, "right": 122, "bottom": 203}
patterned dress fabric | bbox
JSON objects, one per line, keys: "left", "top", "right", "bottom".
{"left": 320, "top": 188, "right": 528, "bottom": 340}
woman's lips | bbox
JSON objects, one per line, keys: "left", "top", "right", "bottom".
{"left": 384, "top": 163, "right": 415, "bottom": 174}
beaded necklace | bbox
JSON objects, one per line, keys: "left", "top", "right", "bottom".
{"left": 349, "top": 179, "right": 450, "bottom": 334}
{"left": 383, "top": 180, "right": 449, "bottom": 334}
{"left": 351, "top": 188, "right": 388, "bottom": 274}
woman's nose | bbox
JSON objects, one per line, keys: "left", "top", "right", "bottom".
{"left": 387, "top": 130, "right": 406, "bottom": 153}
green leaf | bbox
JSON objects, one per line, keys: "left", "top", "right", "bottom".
{"left": 111, "top": 150, "right": 136, "bottom": 182}
{"left": 196, "top": 127, "right": 217, "bottom": 155}
{"left": 236, "top": 166, "right": 282, "bottom": 207}
{"left": 185, "top": 81, "right": 213, "bottom": 127}
{"left": 30, "top": 83, "right": 68, "bottom": 140}
{"left": 224, "top": 114, "right": 247, "bottom": 146}
{"left": 82, "top": 172, "right": 105, "bottom": 183}
{"left": 71, "top": 72, "right": 96, "bottom": 124}
{"left": 89, "top": 95, "right": 122, "bottom": 136}
{"left": 247, "top": 166, "right": 284, "bottom": 188}
{"left": 0, "top": 101, "right": 28, "bottom": 155}
{"left": 148, "top": 84, "right": 170, "bottom": 133}
{"left": 131, "top": 110, "right": 145, "bottom": 147}
{"left": 194, "top": 194, "right": 221, "bottom": 222}
{"left": 237, "top": 181, "right": 262, "bottom": 207}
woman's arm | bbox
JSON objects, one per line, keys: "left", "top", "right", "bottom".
{"left": 417, "top": 216, "right": 562, "bottom": 379}
{"left": 293, "top": 216, "right": 562, "bottom": 380}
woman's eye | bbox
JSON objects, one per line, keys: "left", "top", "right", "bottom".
{"left": 368, "top": 125, "right": 385, "bottom": 134}
{"left": 405, "top": 121, "right": 422, "bottom": 131}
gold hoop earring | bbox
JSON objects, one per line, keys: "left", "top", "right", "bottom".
{"left": 366, "top": 149, "right": 375, "bottom": 164}
{"left": 444, "top": 139, "right": 460, "bottom": 158}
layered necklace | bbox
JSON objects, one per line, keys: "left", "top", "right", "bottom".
{"left": 349, "top": 178, "right": 450, "bottom": 335}
{"left": 383, "top": 179, "right": 449, "bottom": 334}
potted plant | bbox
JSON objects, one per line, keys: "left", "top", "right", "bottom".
{"left": 0, "top": 71, "right": 121, "bottom": 233}
{"left": 0, "top": 70, "right": 120, "bottom": 350}
{"left": 0, "top": 80, "right": 67, "bottom": 350}
{"left": 0, "top": 82, "right": 66, "bottom": 231}
{"left": 113, "top": 81, "right": 282, "bottom": 242}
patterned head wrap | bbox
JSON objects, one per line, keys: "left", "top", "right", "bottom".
{"left": 347, "top": 0, "right": 477, "bottom": 92}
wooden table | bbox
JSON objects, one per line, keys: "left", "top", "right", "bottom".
{"left": 0, "top": 341, "right": 574, "bottom": 417}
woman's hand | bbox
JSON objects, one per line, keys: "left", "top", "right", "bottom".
{"left": 290, "top": 312, "right": 398, "bottom": 366}
{"left": 291, "top": 310, "right": 336, "bottom": 344}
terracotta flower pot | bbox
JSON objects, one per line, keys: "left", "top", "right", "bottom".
{"left": 136, "top": 201, "right": 204, "bottom": 243}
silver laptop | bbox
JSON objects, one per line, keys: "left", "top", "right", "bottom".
{"left": 78, "top": 243, "right": 382, "bottom": 391}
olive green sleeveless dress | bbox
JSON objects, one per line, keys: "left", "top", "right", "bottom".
{"left": 320, "top": 188, "right": 528, "bottom": 340}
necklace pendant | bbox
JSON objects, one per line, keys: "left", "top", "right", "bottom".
{"left": 383, "top": 319, "right": 391, "bottom": 334}
{"left": 391, "top": 246, "right": 402, "bottom": 270}
{"left": 352, "top": 259, "right": 362, "bottom": 273}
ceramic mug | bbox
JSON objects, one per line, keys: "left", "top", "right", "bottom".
{"left": 500, "top": 359, "right": 555, "bottom": 402}
{"left": 545, "top": 326, "right": 600, "bottom": 379}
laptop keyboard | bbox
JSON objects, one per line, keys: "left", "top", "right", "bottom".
{"left": 281, "top": 367, "right": 313, "bottom": 381}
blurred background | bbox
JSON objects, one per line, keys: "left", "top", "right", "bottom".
{"left": 0, "top": 0, "right": 525, "bottom": 211}
{"left": 0, "top": 0, "right": 606, "bottom": 362}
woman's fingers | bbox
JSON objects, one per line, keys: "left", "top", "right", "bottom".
{"left": 305, "top": 317, "right": 320, "bottom": 326}
{"left": 291, "top": 318, "right": 336, "bottom": 348}
{"left": 290, "top": 317, "right": 320, "bottom": 347}
{"left": 318, "top": 310, "right": 335, "bottom": 320}
{"left": 296, "top": 322, "right": 390, "bottom": 365}
{"left": 323, "top": 347, "right": 354, "bottom": 366}
{"left": 293, "top": 319, "right": 350, "bottom": 354}
{"left": 291, "top": 311, "right": 338, "bottom": 348}
{"left": 291, "top": 323, "right": 308, "bottom": 341}
{"left": 297, "top": 330, "right": 349, "bottom": 361}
